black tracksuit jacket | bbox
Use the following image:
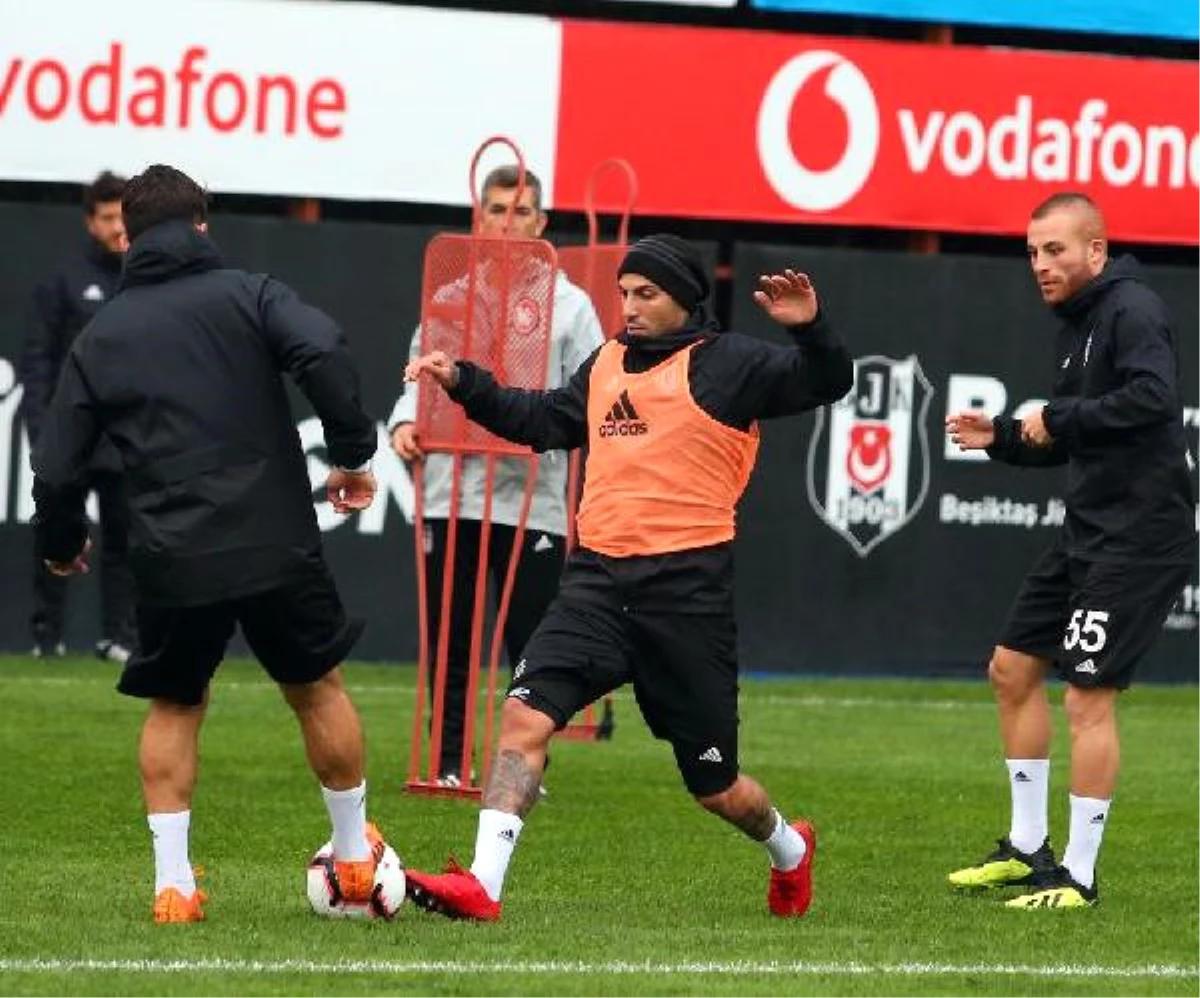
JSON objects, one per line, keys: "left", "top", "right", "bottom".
{"left": 18, "top": 237, "right": 124, "bottom": 472}
{"left": 446, "top": 309, "right": 853, "bottom": 611}
{"left": 988, "top": 256, "right": 1195, "bottom": 565}
{"left": 32, "top": 221, "right": 376, "bottom": 606}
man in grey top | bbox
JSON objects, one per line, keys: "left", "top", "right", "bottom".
{"left": 388, "top": 165, "right": 604, "bottom": 785}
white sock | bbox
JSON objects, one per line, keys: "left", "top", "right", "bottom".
{"left": 763, "top": 810, "right": 807, "bottom": 871}
{"left": 149, "top": 811, "right": 195, "bottom": 895}
{"left": 321, "top": 781, "right": 369, "bottom": 861}
{"left": 470, "top": 809, "right": 523, "bottom": 902}
{"left": 1062, "top": 794, "right": 1110, "bottom": 890}
{"left": 1006, "top": 759, "right": 1049, "bottom": 854}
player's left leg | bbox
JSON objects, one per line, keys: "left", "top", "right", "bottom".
{"left": 1005, "top": 682, "right": 1115, "bottom": 910}
{"left": 634, "top": 606, "right": 817, "bottom": 917}
{"left": 695, "top": 773, "right": 817, "bottom": 918}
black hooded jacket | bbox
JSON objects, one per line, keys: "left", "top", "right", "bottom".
{"left": 987, "top": 256, "right": 1195, "bottom": 564}
{"left": 18, "top": 236, "right": 125, "bottom": 472}
{"left": 32, "top": 221, "right": 376, "bottom": 606}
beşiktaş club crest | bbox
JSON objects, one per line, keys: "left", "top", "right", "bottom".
{"left": 806, "top": 354, "right": 933, "bottom": 557}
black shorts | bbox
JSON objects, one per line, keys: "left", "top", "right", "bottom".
{"left": 118, "top": 558, "right": 364, "bottom": 706}
{"left": 999, "top": 541, "right": 1193, "bottom": 690}
{"left": 511, "top": 550, "right": 740, "bottom": 797}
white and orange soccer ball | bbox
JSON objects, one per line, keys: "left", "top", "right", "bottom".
{"left": 306, "top": 841, "right": 406, "bottom": 919}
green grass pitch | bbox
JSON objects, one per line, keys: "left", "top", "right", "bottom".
{"left": 0, "top": 656, "right": 1195, "bottom": 996}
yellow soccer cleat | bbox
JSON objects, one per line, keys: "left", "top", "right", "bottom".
{"left": 948, "top": 837, "right": 1057, "bottom": 889}
{"left": 1006, "top": 867, "right": 1098, "bottom": 909}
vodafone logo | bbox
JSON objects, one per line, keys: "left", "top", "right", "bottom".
{"left": 756, "top": 51, "right": 880, "bottom": 213}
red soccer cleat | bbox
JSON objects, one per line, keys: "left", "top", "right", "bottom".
{"left": 406, "top": 858, "right": 502, "bottom": 921}
{"left": 768, "top": 818, "right": 817, "bottom": 917}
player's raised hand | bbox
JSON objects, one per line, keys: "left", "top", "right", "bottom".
{"left": 404, "top": 351, "right": 459, "bottom": 389}
{"left": 753, "top": 269, "right": 819, "bottom": 326}
{"left": 945, "top": 411, "right": 996, "bottom": 451}
{"left": 327, "top": 467, "right": 377, "bottom": 514}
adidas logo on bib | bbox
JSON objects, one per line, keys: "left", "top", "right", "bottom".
{"left": 599, "top": 390, "right": 649, "bottom": 437}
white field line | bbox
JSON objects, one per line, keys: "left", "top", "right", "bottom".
{"left": 0, "top": 957, "right": 1195, "bottom": 979}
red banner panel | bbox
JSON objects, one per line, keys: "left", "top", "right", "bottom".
{"left": 554, "top": 21, "right": 1198, "bottom": 244}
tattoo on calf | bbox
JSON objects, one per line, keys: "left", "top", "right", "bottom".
{"left": 482, "top": 749, "right": 542, "bottom": 817}
{"left": 738, "top": 800, "right": 777, "bottom": 841}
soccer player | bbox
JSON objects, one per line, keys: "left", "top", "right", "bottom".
{"left": 946, "top": 193, "right": 1195, "bottom": 909}
{"left": 387, "top": 165, "right": 603, "bottom": 787}
{"left": 401, "top": 233, "right": 853, "bottom": 920}
{"left": 31, "top": 165, "right": 386, "bottom": 923}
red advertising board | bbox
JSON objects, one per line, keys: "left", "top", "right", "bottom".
{"left": 554, "top": 21, "right": 1199, "bottom": 244}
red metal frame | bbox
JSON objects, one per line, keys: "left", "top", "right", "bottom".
{"left": 407, "top": 136, "right": 553, "bottom": 798}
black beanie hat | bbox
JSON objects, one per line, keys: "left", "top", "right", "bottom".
{"left": 617, "top": 234, "right": 710, "bottom": 312}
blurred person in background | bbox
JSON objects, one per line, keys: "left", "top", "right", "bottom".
{"left": 18, "top": 170, "right": 136, "bottom": 662}
{"left": 946, "top": 192, "right": 1195, "bottom": 910}
{"left": 387, "top": 165, "right": 604, "bottom": 788}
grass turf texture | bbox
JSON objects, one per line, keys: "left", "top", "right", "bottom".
{"left": 0, "top": 656, "right": 1195, "bottom": 997}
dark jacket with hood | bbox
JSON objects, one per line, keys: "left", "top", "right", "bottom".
{"left": 443, "top": 307, "right": 852, "bottom": 611}
{"left": 32, "top": 220, "right": 376, "bottom": 606}
{"left": 19, "top": 236, "right": 125, "bottom": 472}
{"left": 987, "top": 255, "right": 1195, "bottom": 564}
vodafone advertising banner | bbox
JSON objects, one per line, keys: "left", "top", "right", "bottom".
{"left": 1, "top": 1, "right": 1196, "bottom": 243}
{"left": 0, "top": 0, "right": 561, "bottom": 205}
{"left": 553, "top": 21, "right": 1199, "bottom": 244}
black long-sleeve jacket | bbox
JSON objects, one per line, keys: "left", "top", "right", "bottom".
{"left": 448, "top": 311, "right": 853, "bottom": 455}
{"left": 32, "top": 221, "right": 376, "bottom": 606}
{"left": 987, "top": 256, "right": 1195, "bottom": 564}
{"left": 444, "top": 310, "right": 851, "bottom": 609}
{"left": 18, "top": 237, "right": 124, "bottom": 472}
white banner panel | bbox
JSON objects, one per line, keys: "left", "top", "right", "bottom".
{"left": 0, "top": 0, "right": 562, "bottom": 204}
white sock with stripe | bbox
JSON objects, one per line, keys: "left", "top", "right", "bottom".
{"left": 1006, "top": 759, "right": 1049, "bottom": 854}
{"left": 321, "top": 781, "right": 370, "bottom": 861}
{"left": 1062, "top": 794, "right": 1110, "bottom": 890}
{"left": 471, "top": 809, "right": 524, "bottom": 902}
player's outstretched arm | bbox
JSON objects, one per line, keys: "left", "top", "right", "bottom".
{"left": 406, "top": 348, "right": 597, "bottom": 453}
{"left": 950, "top": 409, "right": 1067, "bottom": 467}
{"left": 732, "top": 272, "right": 852, "bottom": 419}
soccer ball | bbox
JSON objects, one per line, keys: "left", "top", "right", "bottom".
{"left": 306, "top": 840, "right": 406, "bottom": 920}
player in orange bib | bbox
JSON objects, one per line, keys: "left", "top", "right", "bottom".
{"left": 402, "top": 234, "right": 853, "bottom": 921}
